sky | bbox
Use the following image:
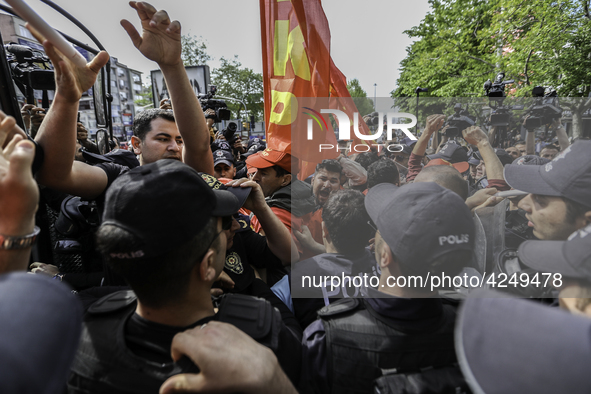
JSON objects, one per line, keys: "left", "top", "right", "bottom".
{"left": 5, "top": 0, "right": 432, "bottom": 98}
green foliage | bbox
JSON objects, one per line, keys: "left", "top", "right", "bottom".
{"left": 211, "top": 56, "right": 264, "bottom": 122}
{"left": 134, "top": 83, "right": 153, "bottom": 107}
{"left": 395, "top": 0, "right": 591, "bottom": 98}
{"left": 181, "top": 34, "right": 212, "bottom": 66}
{"left": 346, "top": 78, "right": 375, "bottom": 115}
{"left": 488, "top": 0, "right": 591, "bottom": 97}
{"left": 393, "top": 0, "right": 499, "bottom": 98}
{"left": 393, "top": 0, "right": 591, "bottom": 137}
{"left": 176, "top": 36, "right": 264, "bottom": 122}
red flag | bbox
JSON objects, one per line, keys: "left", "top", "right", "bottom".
{"left": 259, "top": 0, "right": 373, "bottom": 177}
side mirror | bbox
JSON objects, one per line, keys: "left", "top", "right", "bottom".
{"left": 95, "top": 129, "right": 109, "bottom": 155}
{"left": 93, "top": 68, "right": 107, "bottom": 128}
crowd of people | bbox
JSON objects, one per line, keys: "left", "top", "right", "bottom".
{"left": 0, "top": 1, "right": 590, "bottom": 393}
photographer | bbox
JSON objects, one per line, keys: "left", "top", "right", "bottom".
{"left": 76, "top": 121, "right": 99, "bottom": 155}
{"left": 232, "top": 135, "right": 246, "bottom": 155}
{"left": 19, "top": 104, "right": 45, "bottom": 138}
{"left": 216, "top": 122, "right": 245, "bottom": 157}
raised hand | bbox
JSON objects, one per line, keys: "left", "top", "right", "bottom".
{"left": 424, "top": 114, "right": 446, "bottom": 135}
{"left": 0, "top": 111, "right": 27, "bottom": 149}
{"left": 159, "top": 98, "right": 172, "bottom": 110}
{"left": 120, "top": 2, "right": 182, "bottom": 68}
{"left": 0, "top": 115, "right": 38, "bottom": 236}
{"left": 462, "top": 125, "right": 488, "bottom": 146}
{"left": 225, "top": 178, "right": 267, "bottom": 213}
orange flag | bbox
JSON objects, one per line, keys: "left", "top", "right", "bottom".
{"left": 259, "top": 0, "right": 372, "bottom": 177}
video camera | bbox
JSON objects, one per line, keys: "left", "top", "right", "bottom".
{"left": 484, "top": 72, "right": 518, "bottom": 127}
{"left": 523, "top": 86, "right": 562, "bottom": 130}
{"left": 199, "top": 85, "right": 231, "bottom": 123}
{"left": 484, "top": 73, "right": 524, "bottom": 147}
{"left": 4, "top": 43, "right": 55, "bottom": 91}
{"left": 444, "top": 103, "right": 475, "bottom": 139}
{"left": 222, "top": 121, "right": 239, "bottom": 144}
{"left": 364, "top": 112, "right": 380, "bottom": 126}
{"left": 484, "top": 72, "right": 513, "bottom": 98}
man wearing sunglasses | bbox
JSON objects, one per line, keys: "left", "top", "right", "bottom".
{"left": 68, "top": 160, "right": 301, "bottom": 393}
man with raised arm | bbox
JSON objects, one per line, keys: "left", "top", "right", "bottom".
{"left": 33, "top": 1, "right": 213, "bottom": 201}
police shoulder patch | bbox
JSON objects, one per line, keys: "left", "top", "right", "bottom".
{"left": 200, "top": 173, "right": 222, "bottom": 189}
{"left": 225, "top": 252, "right": 244, "bottom": 274}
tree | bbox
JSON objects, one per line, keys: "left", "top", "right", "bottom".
{"left": 393, "top": 0, "right": 499, "bottom": 98}
{"left": 211, "top": 55, "right": 264, "bottom": 122}
{"left": 173, "top": 36, "right": 264, "bottom": 122}
{"left": 181, "top": 34, "right": 211, "bottom": 66}
{"left": 134, "top": 82, "right": 153, "bottom": 108}
{"left": 485, "top": 0, "right": 591, "bottom": 138}
{"left": 485, "top": 1, "right": 591, "bottom": 97}
{"left": 346, "top": 79, "right": 375, "bottom": 116}
{"left": 394, "top": 0, "right": 591, "bottom": 137}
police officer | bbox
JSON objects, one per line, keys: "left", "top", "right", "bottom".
{"left": 67, "top": 160, "right": 301, "bottom": 393}
{"left": 199, "top": 174, "right": 301, "bottom": 335}
{"left": 301, "top": 182, "right": 475, "bottom": 393}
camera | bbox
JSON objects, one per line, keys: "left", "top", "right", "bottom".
{"left": 444, "top": 103, "right": 475, "bottom": 138}
{"left": 483, "top": 72, "right": 525, "bottom": 147}
{"left": 199, "top": 85, "right": 231, "bottom": 123}
{"left": 222, "top": 122, "right": 238, "bottom": 143}
{"left": 28, "top": 108, "right": 46, "bottom": 116}
{"left": 483, "top": 72, "right": 513, "bottom": 98}
{"left": 523, "top": 86, "right": 562, "bottom": 130}
{"left": 5, "top": 43, "right": 55, "bottom": 91}
{"left": 364, "top": 112, "right": 380, "bottom": 126}
{"left": 484, "top": 72, "right": 515, "bottom": 127}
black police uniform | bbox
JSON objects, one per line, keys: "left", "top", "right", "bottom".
{"left": 68, "top": 290, "right": 301, "bottom": 394}
{"left": 300, "top": 288, "right": 457, "bottom": 394}
{"left": 220, "top": 216, "right": 302, "bottom": 336}
{"left": 290, "top": 248, "right": 379, "bottom": 328}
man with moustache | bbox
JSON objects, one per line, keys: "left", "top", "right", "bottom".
{"left": 296, "top": 160, "right": 343, "bottom": 256}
